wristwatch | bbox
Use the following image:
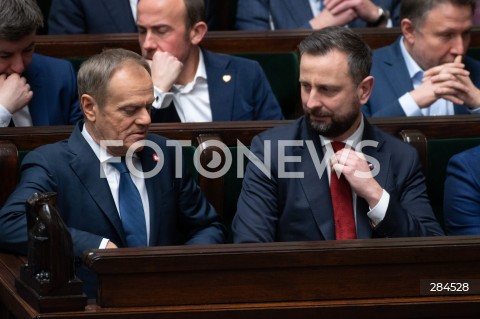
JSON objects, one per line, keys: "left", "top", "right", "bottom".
{"left": 367, "top": 6, "right": 390, "bottom": 27}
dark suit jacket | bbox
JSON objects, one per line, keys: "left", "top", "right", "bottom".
{"left": 443, "top": 145, "right": 480, "bottom": 235}
{"left": 25, "top": 54, "right": 82, "bottom": 125}
{"left": 150, "top": 49, "right": 284, "bottom": 122}
{"left": 233, "top": 116, "right": 444, "bottom": 243}
{"left": 235, "top": 0, "right": 401, "bottom": 30}
{"left": 0, "top": 122, "right": 226, "bottom": 296}
{"left": 363, "top": 38, "right": 480, "bottom": 117}
{"left": 47, "top": 0, "right": 137, "bottom": 34}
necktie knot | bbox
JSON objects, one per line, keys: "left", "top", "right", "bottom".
{"left": 110, "top": 159, "right": 129, "bottom": 174}
{"left": 331, "top": 141, "right": 346, "bottom": 152}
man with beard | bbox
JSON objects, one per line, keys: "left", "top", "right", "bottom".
{"left": 363, "top": 0, "right": 480, "bottom": 117}
{"left": 232, "top": 27, "right": 444, "bottom": 243}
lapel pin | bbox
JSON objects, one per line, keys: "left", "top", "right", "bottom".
{"left": 368, "top": 162, "right": 374, "bottom": 171}
{"left": 222, "top": 74, "right": 232, "bottom": 83}
{"left": 152, "top": 154, "right": 160, "bottom": 162}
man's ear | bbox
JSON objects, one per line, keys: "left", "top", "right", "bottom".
{"left": 401, "top": 18, "right": 416, "bottom": 44}
{"left": 190, "top": 21, "right": 208, "bottom": 45}
{"left": 357, "top": 75, "right": 374, "bottom": 105}
{"left": 81, "top": 94, "right": 98, "bottom": 122}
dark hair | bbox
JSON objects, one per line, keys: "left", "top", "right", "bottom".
{"left": 298, "top": 26, "right": 372, "bottom": 85}
{"left": 401, "top": 0, "right": 477, "bottom": 29}
{"left": 184, "top": 0, "right": 205, "bottom": 30}
{"left": 77, "top": 48, "right": 151, "bottom": 108}
{"left": 0, "top": 0, "right": 44, "bottom": 41}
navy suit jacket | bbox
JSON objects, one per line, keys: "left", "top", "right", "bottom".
{"left": 0, "top": 123, "right": 226, "bottom": 296}
{"left": 364, "top": 38, "right": 480, "bottom": 117}
{"left": 150, "top": 49, "right": 284, "bottom": 122}
{"left": 48, "top": 0, "right": 137, "bottom": 34}
{"left": 233, "top": 116, "right": 444, "bottom": 243}
{"left": 25, "top": 54, "right": 82, "bottom": 125}
{"left": 235, "top": 0, "right": 400, "bottom": 30}
{"left": 443, "top": 145, "right": 480, "bottom": 235}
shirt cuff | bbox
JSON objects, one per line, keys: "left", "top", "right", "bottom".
{"left": 0, "top": 103, "right": 12, "bottom": 127}
{"left": 399, "top": 93, "right": 423, "bottom": 117}
{"left": 99, "top": 238, "right": 110, "bottom": 249}
{"left": 367, "top": 189, "right": 390, "bottom": 226}
{"left": 469, "top": 106, "right": 480, "bottom": 114}
{"left": 153, "top": 86, "right": 174, "bottom": 109}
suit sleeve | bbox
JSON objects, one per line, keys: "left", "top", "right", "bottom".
{"left": 0, "top": 151, "right": 103, "bottom": 257}
{"left": 233, "top": 134, "right": 279, "bottom": 242}
{"left": 48, "top": 0, "right": 87, "bottom": 34}
{"left": 363, "top": 98, "right": 408, "bottom": 118}
{"left": 443, "top": 152, "right": 480, "bottom": 235}
{"left": 374, "top": 145, "right": 445, "bottom": 237}
{"left": 235, "top": 0, "right": 272, "bottom": 30}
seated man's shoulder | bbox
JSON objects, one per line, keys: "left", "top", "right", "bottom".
{"left": 255, "top": 117, "right": 306, "bottom": 141}
{"left": 31, "top": 53, "right": 74, "bottom": 69}
{"left": 450, "top": 144, "right": 480, "bottom": 165}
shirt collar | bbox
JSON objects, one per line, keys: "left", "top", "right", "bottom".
{"left": 172, "top": 49, "right": 207, "bottom": 94}
{"left": 399, "top": 36, "right": 423, "bottom": 80}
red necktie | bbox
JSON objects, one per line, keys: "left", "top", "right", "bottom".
{"left": 330, "top": 142, "right": 357, "bottom": 240}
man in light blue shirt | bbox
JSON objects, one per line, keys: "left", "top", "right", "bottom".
{"left": 364, "top": 0, "right": 480, "bottom": 117}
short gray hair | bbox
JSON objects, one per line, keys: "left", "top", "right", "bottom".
{"left": 77, "top": 49, "right": 151, "bottom": 108}
{"left": 0, "top": 0, "right": 44, "bottom": 41}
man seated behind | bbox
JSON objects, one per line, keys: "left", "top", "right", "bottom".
{"left": 0, "top": 0, "right": 82, "bottom": 127}
{"left": 364, "top": 0, "right": 480, "bottom": 117}
{"left": 0, "top": 48, "right": 226, "bottom": 298}
{"left": 136, "top": 0, "right": 284, "bottom": 122}
{"left": 233, "top": 27, "right": 444, "bottom": 243}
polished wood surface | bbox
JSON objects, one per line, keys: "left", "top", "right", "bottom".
{"left": 1, "top": 236, "right": 480, "bottom": 318}
{"left": 33, "top": 28, "right": 480, "bottom": 58}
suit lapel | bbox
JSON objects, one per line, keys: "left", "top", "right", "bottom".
{"left": 24, "top": 57, "right": 47, "bottom": 125}
{"left": 297, "top": 123, "right": 336, "bottom": 240}
{"left": 204, "top": 50, "right": 235, "bottom": 121}
{"left": 67, "top": 124, "right": 126, "bottom": 244}
{"left": 382, "top": 39, "right": 415, "bottom": 97}
{"left": 282, "top": 0, "right": 314, "bottom": 24}
{"left": 137, "top": 143, "right": 161, "bottom": 245}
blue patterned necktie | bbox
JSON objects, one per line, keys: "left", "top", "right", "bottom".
{"left": 110, "top": 159, "right": 147, "bottom": 247}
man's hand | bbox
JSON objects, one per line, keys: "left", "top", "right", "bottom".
{"left": 424, "top": 56, "right": 480, "bottom": 109}
{"left": 105, "top": 241, "right": 118, "bottom": 249}
{"left": 310, "top": 7, "right": 357, "bottom": 29}
{"left": 148, "top": 51, "right": 184, "bottom": 92}
{"left": 331, "top": 147, "right": 383, "bottom": 208}
{"left": 0, "top": 73, "right": 33, "bottom": 114}
{"left": 324, "top": 0, "right": 380, "bottom": 24}
{"left": 410, "top": 58, "right": 470, "bottom": 108}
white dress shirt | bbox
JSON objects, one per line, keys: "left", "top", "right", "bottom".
{"left": 0, "top": 103, "right": 33, "bottom": 127}
{"left": 319, "top": 116, "right": 389, "bottom": 227}
{"left": 152, "top": 50, "right": 212, "bottom": 122}
{"left": 81, "top": 125, "right": 151, "bottom": 248}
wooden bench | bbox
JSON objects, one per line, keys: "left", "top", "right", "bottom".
{"left": 2, "top": 236, "right": 480, "bottom": 318}
{"left": 34, "top": 28, "right": 480, "bottom": 57}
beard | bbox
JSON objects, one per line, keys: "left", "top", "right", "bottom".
{"left": 304, "top": 99, "right": 360, "bottom": 138}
